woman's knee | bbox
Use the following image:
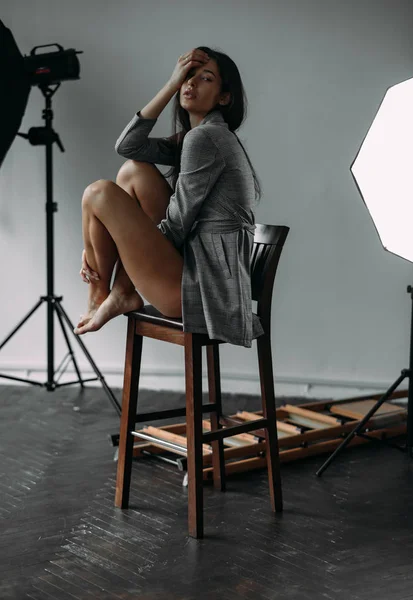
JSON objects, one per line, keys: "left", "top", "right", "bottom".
{"left": 82, "top": 179, "right": 114, "bottom": 210}
{"left": 116, "top": 160, "right": 157, "bottom": 186}
{"left": 116, "top": 160, "right": 173, "bottom": 224}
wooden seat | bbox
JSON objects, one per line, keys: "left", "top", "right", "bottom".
{"left": 115, "top": 224, "right": 290, "bottom": 538}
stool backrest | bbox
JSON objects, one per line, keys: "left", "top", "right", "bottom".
{"left": 251, "top": 224, "right": 289, "bottom": 328}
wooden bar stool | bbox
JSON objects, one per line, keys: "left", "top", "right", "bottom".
{"left": 115, "top": 224, "right": 289, "bottom": 538}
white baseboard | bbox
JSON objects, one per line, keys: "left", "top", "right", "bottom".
{"left": 0, "top": 360, "right": 407, "bottom": 400}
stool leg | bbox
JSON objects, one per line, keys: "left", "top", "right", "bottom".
{"left": 207, "top": 345, "right": 226, "bottom": 491}
{"left": 115, "top": 318, "right": 143, "bottom": 509}
{"left": 185, "top": 334, "right": 204, "bottom": 538}
{"left": 257, "top": 334, "right": 283, "bottom": 512}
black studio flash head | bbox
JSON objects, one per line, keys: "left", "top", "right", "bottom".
{"left": 0, "top": 18, "right": 83, "bottom": 167}
{"left": 24, "top": 43, "right": 83, "bottom": 87}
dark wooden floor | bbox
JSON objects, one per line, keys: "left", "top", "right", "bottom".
{"left": 1, "top": 384, "right": 413, "bottom": 599}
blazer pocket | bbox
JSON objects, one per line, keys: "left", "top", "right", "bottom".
{"left": 212, "top": 233, "right": 233, "bottom": 280}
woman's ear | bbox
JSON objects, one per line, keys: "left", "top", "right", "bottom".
{"left": 219, "top": 92, "right": 231, "bottom": 106}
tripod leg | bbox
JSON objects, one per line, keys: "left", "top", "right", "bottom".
{"left": 0, "top": 299, "right": 44, "bottom": 351}
{"left": 54, "top": 302, "right": 84, "bottom": 387}
{"left": 407, "top": 286, "right": 413, "bottom": 457}
{"left": 407, "top": 379, "right": 413, "bottom": 458}
{"left": 55, "top": 300, "right": 121, "bottom": 415}
{"left": 316, "top": 371, "right": 408, "bottom": 477}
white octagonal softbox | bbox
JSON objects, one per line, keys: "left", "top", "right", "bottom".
{"left": 351, "top": 77, "right": 413, "bottom": 263}
{"left": 316, "top": 82, "right": 413, "bottom": 477}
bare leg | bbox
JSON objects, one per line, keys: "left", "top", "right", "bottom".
{"left": 76, "top": 204, "right": 116, "bottom": 329}
{"left": 76, "top": 161, "right": 173, "bottom": 331}
{"left": 75, "top": 193, "right": 143, "bottom": 333}
{"left": 110, "top": 160, "right": 173, "bottom": 292}
{"left": 75, "top": 177, "right": 182, "bottom": 335}
{"left": 116, "top": 160, "right": 172, "bottom": 225}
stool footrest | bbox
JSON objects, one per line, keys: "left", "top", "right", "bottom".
{"left": 136, "top": 403, "right": 218, "bottom": 423}
{"left": 202, "top": 418, "right": 269, "bottom": 442}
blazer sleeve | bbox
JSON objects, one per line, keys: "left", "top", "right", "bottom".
{"left": 115, "top": 111, "right": 179, "bottom": 166}
{"left": 158, "top": 128, "right": 225, "bottom": 249}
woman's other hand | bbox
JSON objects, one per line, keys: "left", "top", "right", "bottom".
{"left": 80, "top": 249, "right": 100, "bottom": 283}
{"left": 167, "top": 48, "right": 210, "bottom": 92}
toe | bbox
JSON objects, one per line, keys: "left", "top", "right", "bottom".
{"left": 74, "top": 324, "right": 88, "bottom": 335}
{"left": 76, "top": 316, "right": 91, "bottom": 329}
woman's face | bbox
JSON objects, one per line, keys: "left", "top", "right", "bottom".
{"left": 180, "top": 58, "right": 230, "bottom": 123}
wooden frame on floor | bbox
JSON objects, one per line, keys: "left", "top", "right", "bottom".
{"left": 130, "top": 394, "right": 407, "bottom": 481}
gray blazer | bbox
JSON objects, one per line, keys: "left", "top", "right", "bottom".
{"left": 115, "top": 109, "right": 264, "bottom": 347}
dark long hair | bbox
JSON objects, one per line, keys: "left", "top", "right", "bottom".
{"left": 164, "top": 46, "right": 262, "bottom": 202}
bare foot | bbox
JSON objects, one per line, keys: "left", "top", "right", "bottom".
{"left": 75, "top": 293, "right": 108, "bottom": 332}
{"left": 73, "top": 289, "right": 143, "bottom": 335}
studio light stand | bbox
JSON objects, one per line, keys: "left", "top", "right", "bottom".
{"left": 316, "top": 284, "right": 413, "bottom": 476}
{"left": 0, "top": 82, "right": 121, "bottom": 416}
{"left": 316, "top": 76, "right": 413, "bottom": 477}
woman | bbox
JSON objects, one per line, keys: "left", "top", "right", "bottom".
{"left": 75, "top": 46, "right": 264, "bottom": 347}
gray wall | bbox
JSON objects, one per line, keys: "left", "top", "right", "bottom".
{"left": 1, "top": 0, "right": 412, "bottom": 397}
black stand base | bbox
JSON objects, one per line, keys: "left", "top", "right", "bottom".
{"left": 0, "top": 294, "right": 121, "bottom": 415}
{"left": 316, "top": 370, "right": 410, "bottom": 476}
